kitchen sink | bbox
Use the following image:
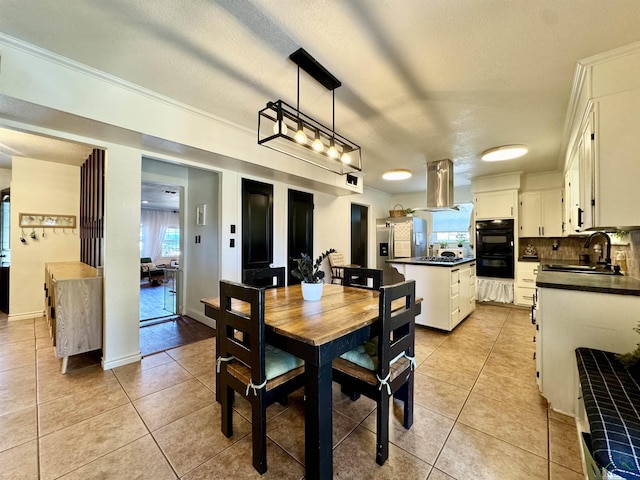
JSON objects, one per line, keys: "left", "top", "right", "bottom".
{"left": 541, "top": 264, "right": 623, "bottom": 275}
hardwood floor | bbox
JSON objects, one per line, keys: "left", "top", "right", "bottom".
{"left": 139, "top": 316, "right": 216, "bottom": 356}
{"left": 140, "top": 282, "right": 172, "bottom": 321}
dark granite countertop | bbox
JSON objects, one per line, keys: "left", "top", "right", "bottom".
{"left": 536, "top": 270, "right": 640, "bottom": 296}
{"left": 387, "top": 257, "right": 476, "bottom": 268}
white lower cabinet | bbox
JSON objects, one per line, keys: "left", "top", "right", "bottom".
{"left": 514, "top": 261, "right": 539, "bottom": 307}
{"left": 536, "top": 287, "right": 640, "bottom": 416}
{"left": 390, "top": 261, "right": 476, "bottom": 331}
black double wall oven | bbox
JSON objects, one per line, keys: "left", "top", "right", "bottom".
{"left": 475, "top": 219, "right": 515, "bottom": 279}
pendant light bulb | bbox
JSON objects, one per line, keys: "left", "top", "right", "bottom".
{"left": 341, "top": 151, "right": 352, "bottom": 164}
{"left": 327, "top": 139, "right": 339, "bottom": 159}
{"left": 294, "top": 125, "right": 307, "bottom": 144}
{"left": 273, "top": 120, "right": 288, "bottom": 135}
{"left": 312, "top": 134, "right": 323, "bottom": 152}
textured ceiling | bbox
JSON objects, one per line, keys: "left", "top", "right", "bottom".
{"left": 141, "top": 182, "right": 180, "bottom": 211}
{"left": 0, "top": 127, "right": 93, "bottom": 168}
{"left": 1, "top": 1, "right": 640, "bottom": 193}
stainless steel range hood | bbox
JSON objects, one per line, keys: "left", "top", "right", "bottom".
{"left": 414, "top": 159, "right": 457, "bottom": 211}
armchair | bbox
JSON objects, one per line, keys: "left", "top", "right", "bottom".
{"left": 140, "top": 257, "right": 164, "bottom": 285}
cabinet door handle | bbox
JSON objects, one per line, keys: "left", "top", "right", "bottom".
{"left": 523, "top": 295, "right": 533, "bottom": 299}
{"left": 538, "top": 226, "right": 541, "bottom": 236}
{"left": 511, "top": 206, "right": 513, "bottom": 216}
{"left": 533, "top": 352, "right": 536, "bottom": 360}
{"left": 523, "top": 278, "right": 534, "bottom": 283}
{"left": 541, "top": 226, "right": 545, "bottom": 236}
{"left": 578, "top": 207, "right": 584, "bottom": 227}
{"left": 533, "top": 335, "right": 536, "bottom": 342}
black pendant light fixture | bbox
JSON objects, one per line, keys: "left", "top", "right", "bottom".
{"left": 258, "top": 48, "right": 362, "bottom": 175}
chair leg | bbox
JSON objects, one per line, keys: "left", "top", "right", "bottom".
{"left": 396, "top": 376, "right": 414, "bottom": 429}
{"left": 376, "top": 394, "right": 390, "bottom": 466}
{"left": 221, "top": 385, "right": 234, "bottom": 437}
{"left": 340, "top": 384, "right": 361, "bottom": 401}
{"left": 251, "top": 396, "right": 267, "bottom": 474}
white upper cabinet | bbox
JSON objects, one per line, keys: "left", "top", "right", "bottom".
{"left": 474, "top": 189, "right": 517, "bottom": 220}
{"left": 564, "top": 48, "right": 640, "bottom": 231}
{"left": 519, "top": 189, "right": 563, "bottom": 237}
{"left": 594, "top": 90, "right": 640, "bottom": 229}
{"left": 565, "top": 108, "right": 596, "bottom": 233}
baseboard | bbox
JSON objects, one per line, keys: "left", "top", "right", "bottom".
{"left": 185, "top": 306, "right": 216, "bottom": 330}
{"left": 8, "top": 310, "right": 45, "bottom": 322}
{"left": 102, "top": 351, "right": 141, "bottom": 370}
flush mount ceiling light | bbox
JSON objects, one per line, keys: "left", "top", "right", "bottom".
{"left": 481, "top": 144, "right": 528, "bottom": 162}
{"left": 382, "top": 169, "right": 412, "bottom": 180}
{"left": 258, "top": 48, "right": 361, "bottom": 175}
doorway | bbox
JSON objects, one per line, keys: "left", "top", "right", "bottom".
{"left": 351, "top": 203, "right": 368, "bottom": 267}
{"left": 287, "top": 189, "right": 314, "bottom": 285}
{"left": 139, "top": 181, "right": 181, "bottom": 323}
{"left": 0, "top": 189, "right": 9, "bottom": 313}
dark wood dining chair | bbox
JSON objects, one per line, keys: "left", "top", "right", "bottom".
{"left": 217, "top": 280, "right": 305, "bottom": 474}
{"left": 328, "top": 251, "right": 361, "bottom": 285}
{"left": 343, "top": 267, "right": 383, "bottom": 290}
{"left": 332, "top": 280, "right": 417, "bottom": 466}
{"left": 242, "top": 267, "right": 285, "bottom": 288}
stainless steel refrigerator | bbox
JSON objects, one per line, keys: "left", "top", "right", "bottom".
{"left": 376, "top": 216, "right": 428, "bottom": 285}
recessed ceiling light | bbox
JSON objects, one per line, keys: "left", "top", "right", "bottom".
{"left": 481, "top": 145, "right": 528, "bottom": 162}
{"left": 382, "top": 169, "right": 412, "bottom": 181}
{"left": 142, "top": 200, "right": 149, "bottom": 204}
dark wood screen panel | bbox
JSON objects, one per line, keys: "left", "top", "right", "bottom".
{"left": 80, "top": 148, "right": 105, "bottom": 267}
{"left": 242, "top": 178, "right": 273, "bottom": 270}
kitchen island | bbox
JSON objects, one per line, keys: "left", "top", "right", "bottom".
{"left": 388, "top": 257, "right": 476, "bottom": 330}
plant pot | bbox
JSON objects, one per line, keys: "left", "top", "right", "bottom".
{"left": 301, "top": 281, "right": 323, "bottom": 301}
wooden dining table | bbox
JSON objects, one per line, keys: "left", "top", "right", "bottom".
{"left": 201, "top": 283, "right": 411, "bottom": 480}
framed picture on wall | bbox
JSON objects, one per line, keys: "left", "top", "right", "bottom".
{"left": 196, "top": 204, "right": 206, "bottom": 225}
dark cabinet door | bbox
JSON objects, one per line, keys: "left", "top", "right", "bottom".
{"left": 351, "top": 203, "right": 368, "bottom": 267}
{"left": 287, "top": 189, "right": 314, "bottom": 285}
{"left": 242, "top": 178, "right": 273, "bottom": 270}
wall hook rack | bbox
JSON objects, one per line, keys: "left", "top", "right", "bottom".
{"left": 19, "top": 213, "right": 77, "bottom": 229}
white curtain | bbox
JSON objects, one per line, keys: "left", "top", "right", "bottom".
{"left": 141, "top": 209, "right": 179, "bottom": 263}
{"left": 477, "top": 278, "right": 514, "bottom": 303}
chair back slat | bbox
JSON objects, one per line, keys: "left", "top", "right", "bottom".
{"left": 377, "top": 280, "right": 416, "bottom": 377}
{"left": 344, "top": 267, "right": 383, "bottom": 290}
{"left": 219, "top": 280, "right": 266, "bottom": 384}
{"left": 242, "top": 267, "right": 285, "bottom": 288}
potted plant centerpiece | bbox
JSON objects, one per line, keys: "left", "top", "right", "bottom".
{"left": 292, "top": 249, "right": 336, "bottom": 301}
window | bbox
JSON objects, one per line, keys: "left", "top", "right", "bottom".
{"left": 431, "top": 203, "right": 474, "bottom": 245}
{"left": 161, "top": 227, "right": 180, "bottom": 257}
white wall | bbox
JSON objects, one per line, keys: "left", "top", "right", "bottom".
{"left": 315, "top": 187, "right": 390, "bottom": 276}
{"left": 102, "top": 146, "right": 142, "bottom": 370}
{"left": 0, "top": 168, "right": 11, "bottom": 190}
{"left": 10, "top": 157, "right": 80, "bottom": 319}
{"left": 521, "top": 171, "right": 564, "bottom": 191}
{"left": 184, "top": 169, "right": 218, "bottom": 326}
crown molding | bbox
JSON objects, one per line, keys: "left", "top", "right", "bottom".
{"left": 0, "top": 33, "right": 255, "bottom": 136}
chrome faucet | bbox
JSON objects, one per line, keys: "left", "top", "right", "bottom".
{"left": 583, "top": 231, "right": 612, "bottom": 268}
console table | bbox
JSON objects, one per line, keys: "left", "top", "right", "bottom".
{"left": 44, "top": 262, "right": 103, "bottom": 373}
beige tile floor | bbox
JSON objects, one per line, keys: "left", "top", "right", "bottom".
{"left": 0, "top": 304, "right": 585, "bottom": 479}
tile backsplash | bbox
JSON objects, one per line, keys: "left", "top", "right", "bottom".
{"left": 519, "top": 232, "right": 640, "bottom": 279}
